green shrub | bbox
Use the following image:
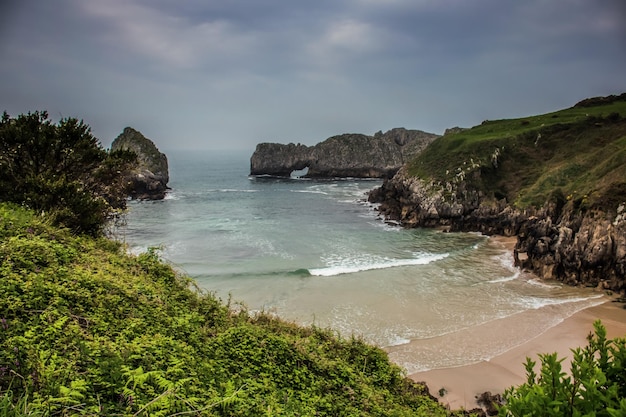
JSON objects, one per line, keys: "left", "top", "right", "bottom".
{"left": 500, "top": 321, "right": 626, "bottom": 416}
{"left": 0, "top": 111, "right": 136, "bottom": 235}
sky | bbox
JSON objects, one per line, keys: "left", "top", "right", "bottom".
{"left": 1, "top": 0, "right": 625, "bottom": 152}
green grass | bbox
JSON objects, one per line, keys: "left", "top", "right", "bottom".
{"left": 407, "top": 94, "right": 626, "bottom": 210}
{"left": 0, "top": 203, "right": 462, "bottom": 416}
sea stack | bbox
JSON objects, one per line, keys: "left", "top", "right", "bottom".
{"left": 111, "top": 127, "right": 169, "bottom": 200}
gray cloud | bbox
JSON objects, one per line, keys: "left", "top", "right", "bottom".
{"left": 1, "top": 0, "right": 624, "bottom": 151}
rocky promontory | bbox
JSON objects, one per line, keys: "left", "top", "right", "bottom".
{"left": 369, "top": 94, "right": 626, "bottom": 295}
{"left": 250, "top": 128, "right": 438, "bottom": 178}
{"left": 111, "top": 127, "right": 169, "bottom": 200}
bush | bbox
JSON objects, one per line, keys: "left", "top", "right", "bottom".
{"left": 500, "top": 321, "right": 626, "bottom": 416}
{"left": 0, "top": 111, "right": 135, "bottom": 235}
{"left": 0, "top": 204, "right": 454, "bottom": 416}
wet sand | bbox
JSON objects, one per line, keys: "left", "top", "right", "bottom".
{"left": 410, "top": 299, "right": 626, "bottom": 410}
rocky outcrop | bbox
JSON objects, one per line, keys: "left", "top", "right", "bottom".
{"left": 369, "top": 169, "right": 626, "bottom": 295}
{"left": 250, "top": 128, "right": 438, "bottom": 178}
{"left": 515, "top": 204, "right": 626, "bottom": 292}
{"left": 368, "top": 167, "right": 524, "bottom": 233}
{"left": 111, "top": 127, "right": 169, "bottom": 200}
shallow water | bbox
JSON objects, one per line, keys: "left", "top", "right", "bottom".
{"left": 118, "top": 150, "right": 604, "bottom": 372}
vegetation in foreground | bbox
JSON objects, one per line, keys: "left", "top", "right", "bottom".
{"left": 500, "top": 321, "right": 626, "bottom": 416}
{"left": 0, "top": 203, "right": 455, "bottom": 416}
{"left": 408, "top": 93, "right": 626, "bottom": 210}
{"left": 0, "top": 111, "right": 135, "bottom": 236}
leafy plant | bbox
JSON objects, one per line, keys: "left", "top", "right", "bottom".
{"left": 0, "top": 111, "right": 136, "bottom": 235}
{"left": 500, "top": 321, "right": 626, "bottom": 416}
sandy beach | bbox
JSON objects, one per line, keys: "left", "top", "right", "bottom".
{"left": 401, "top": 236, "right": 626, "bottom": 410}
{"left": 410, "top": 299, "right": 626, "bottom": 410}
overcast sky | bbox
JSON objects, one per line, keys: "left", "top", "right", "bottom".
{"left": 1, "top": 0, "right": 625, "bottom": 152}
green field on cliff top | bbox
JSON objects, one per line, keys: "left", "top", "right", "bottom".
{"left": 409, "top": 93, "right": 626, "bottom": 209}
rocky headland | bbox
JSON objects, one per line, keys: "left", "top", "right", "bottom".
{"left": 369, "top": 94, "right": 626, "bottom": 295}
{"left": 111, "top": 127, "right": 169, "bottom": 200}
{"left": 250, "top": 128, "right": 439, "bottom": 178}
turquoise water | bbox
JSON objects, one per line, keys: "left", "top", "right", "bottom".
{"left": 117, "top": 150, "right": 604, "bottom": 372}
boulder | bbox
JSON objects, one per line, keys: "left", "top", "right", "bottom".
{"left": 111, "top": 127, "right": 169, "bottom": 200}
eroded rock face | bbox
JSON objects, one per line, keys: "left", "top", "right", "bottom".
{"left": 369, "top": 171, "right": 626, "bottom": 294}
{"left": 111, "top": 127, "right": 169, "bottom": 200}
{"left": 250, "top": 128, "right": 438, "bottom": 178}
{"left": 515, "top": 206, "right": 626, "bottom": 292}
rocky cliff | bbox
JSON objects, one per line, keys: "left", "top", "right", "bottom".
{"left": 250, "top": 128, "right": 438, "bottom": 178}
{"left": 111, "top": 127, "right": 169, "bottom": 200}
{"left": 369, "top": 95, "right": 626, "bottom": 295}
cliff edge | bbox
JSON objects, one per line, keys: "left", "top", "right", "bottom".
{"left": 250, "top": 128, "right": 439, "bottom": 178}
{"left": 111, "top": 127, "right": 169, "bottom": 200}
{"left": 369, "top": 94, "right": 626, "bottom": 294}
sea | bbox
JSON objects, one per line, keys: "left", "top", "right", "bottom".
{"left": 115, "top": 150, "right": 605, "bottom": 374}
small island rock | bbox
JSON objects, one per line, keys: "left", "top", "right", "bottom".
{"left": 111, "top": 127, "right": 169, "bottom": 200}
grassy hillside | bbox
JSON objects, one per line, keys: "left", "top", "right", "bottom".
{"left": 0, "top": 203, "right": 457, "bottom": 416}
{"left": 408, "top": 94, "right": 626, "bottom": 210}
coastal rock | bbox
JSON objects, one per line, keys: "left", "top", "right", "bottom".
{"left": 369, "top": 171, "right": 626, "bottom": 295}
{"left": 369, "top": 98, "right": 626, "bottom": 294}
{"left": 111, "top": 127, "right": 169, "bottom": 200}
{"left": 517, "top": 207, "right": 626, "bottom": 291}
{"left": 250, "top": 128, "right": 439, "bottom": 178}
{"left": 476, "top": 392, "right": 502, "bottom": 416}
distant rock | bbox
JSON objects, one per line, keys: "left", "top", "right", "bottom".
{"left": 443, "top": 126, "right": 468, "bottom": 136}
{"left": 111, "top": 127, "right": 169, "bottom": 200}
{"left": 250, "top": 128, "right": 439, "bottom": 178}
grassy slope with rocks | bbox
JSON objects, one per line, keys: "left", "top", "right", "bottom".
{"left": 0, "top": 203, "right": 465, "bottom": 416}
{"left": 408, "top": 94, "right": 626, "bottom": 212}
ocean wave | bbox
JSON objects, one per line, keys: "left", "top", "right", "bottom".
{"left": 515, "top": 294, "right": 605, "bottom": 310}
{"left": 387, "top": 336, "right": 411, "bottom": 346}
{"left": 482, "top": 247, "right": 519, "bottom": 283}
{"left": 308, "top": 253, "right": 449, "bottom": 277}
{"left": 290, "top": 189, "right": 329, "bottom": 195}
{"left": 525, "top": 278, "right": 561, "bottom": 289}
{"left": 485, "top": 269, "right": 521, "bottom": 284}
{"left": 208, "top": 188, "right": 259, "bottom": 193}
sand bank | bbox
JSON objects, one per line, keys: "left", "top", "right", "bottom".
{"left": 409, "top": 300, "right": 626, "bottom": 410}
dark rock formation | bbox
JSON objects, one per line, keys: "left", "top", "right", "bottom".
{"left": 250, "top": 128, "right": 438, "bottom": 178}
{"left": 111, "top": 127, "right": 169, "bottom": 200}
{"left": 476, "top": 392, "right": 502, "bottom": 416}
{"left": 368, "top": 169, "right": 626, "bottom": 295}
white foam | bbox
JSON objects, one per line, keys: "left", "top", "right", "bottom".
{"left": 515, "top": 294, "right": 604, "bottom": 310}
{"left": 290, "top": 189, "right": 329, "bottom": 195}
{"left": 210, "top": 188, "right": 258, "bottom": 193}
{"left": 486, "top": 269, "right": 520, "bottom": 284}
{"left": 483, "top": 246, "right": 520, "bottom": 283}
{"left": 526, "top": 278, "right": 561, "bottom": 289}
{"left": 309, "top": 253, "right": 449, "bottom": 277}
{"left": 387, "top": 336, "right": 411, "bottom": 346}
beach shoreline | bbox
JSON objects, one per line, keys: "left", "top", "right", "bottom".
{"left": 393, "top": 235, "right": 626, "bottom": 411}
{"left": 408, "top": 291, "right": 626, "bottom": 411}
